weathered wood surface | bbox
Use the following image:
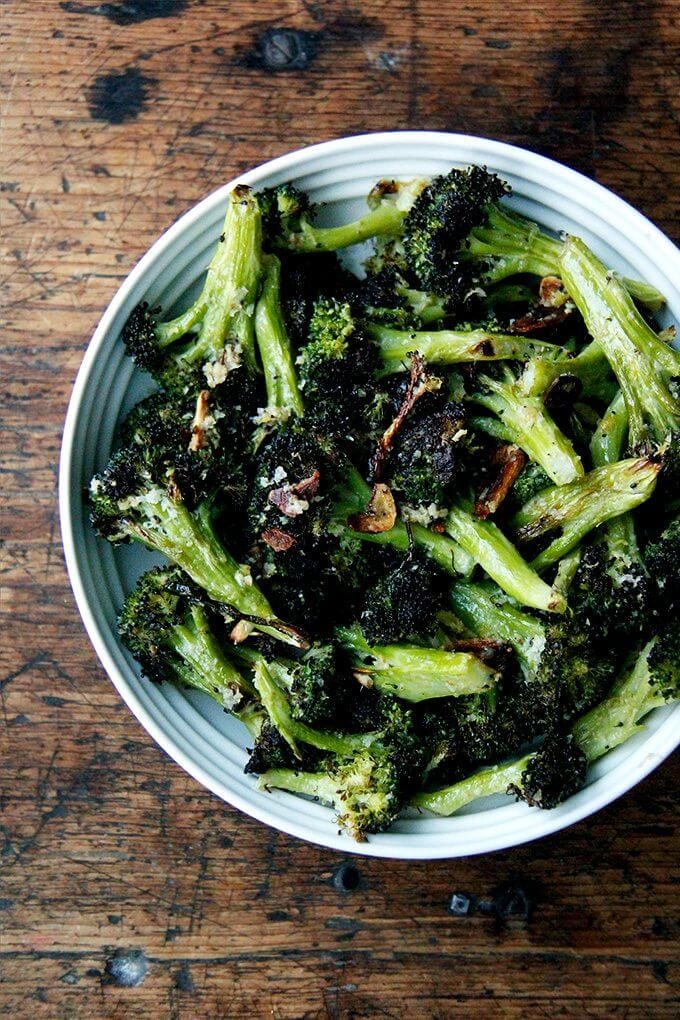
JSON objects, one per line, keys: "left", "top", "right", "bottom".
{"left": 1, "top": 1, "right": 678, "bottom": 1016}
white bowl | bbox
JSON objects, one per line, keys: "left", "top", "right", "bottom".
{"left": 60, "top": 132, "right": 680, "bottom": 859}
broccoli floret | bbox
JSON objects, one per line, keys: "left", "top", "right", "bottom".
{"left": 570, "top": 539, "right": 652, "bottom": 643}
{"left": 510, "top": 733, "right": 588, "bottom": 809}
{"left": 89, "top": 445, "right": 304, "bottom": 647}
{"left": 402, "top": 165, "right": 509, "bottom": 299}
{"left": 450, "top": 580, "right": 616, "bottom": 722}
{"left": 354, "top": 264, "right": 447, "bottom": 329}
{"left": 413, "top": 731, "right": 587, "bottom": 816}
{"left": 258, "top": 750, "right": 403, "bottom": 839}
{"left": 472, "top": 367, "right": 584, "bottom": 485}
{"left": 119, "top": 388, "right": 251, "bottom": 508}
{"left": 386, "top": 398, "right": 470, "bottom": 506}
{"left": 336, "top": 623, "right": 498, "bottom": 702}
{"left": 297, "top": 298, "right": 382, "bottom": 442}
{"left": 259, "top": 178, "right": 426, "bottom": 253}
{"left": 122, "top": 185, "right": 262, "bottom": 392}
{"left": 401, "top": 166, "right": 664, "bottom": 311}
{"left": 504, "top": 461, "right": 552, "bottom": 515}
{"left": 645, "top": 516, "right": 680, "bottom": 598}
{"left": 366, "top": 321, "right": 558, "bottom": 375}
{"left": 258, "top": 690, "right": 428, "bottom": 839}
{"left": 247, "top": 420, "right": 345, "bottom": 631}
{"left": 571, "top": 624, "right": 680, "bottom": 761}
{"left": 359, "top": 549, "right": 447, "bottom": 643}
{"left": 559, "top": 237, "right": 680, "bottom": 474}
{"left": 286, "top": 644, "right": 345, "bottom": 728}
{"left": 118, "top": 565, "right": 252, "bottom": 708}
{"left": 278, "top": 250, "right": 356, "bottom": 347}
{"left": 511, "top": 457, "right": 662, "bottom": 570}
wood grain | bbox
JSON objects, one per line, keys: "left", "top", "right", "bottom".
{"left": 1, "top": 1, "right": 678, "bottom": 1016}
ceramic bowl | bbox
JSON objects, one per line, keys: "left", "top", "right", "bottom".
{"left": 60, "top": 132, "right": 680, "bottom": 858}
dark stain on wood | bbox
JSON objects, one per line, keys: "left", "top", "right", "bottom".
{"left": 60, "top": 0, "right": 188, "bottom": 25}
{"left": 87, "top": 67, "right": 157, "bottom": 123}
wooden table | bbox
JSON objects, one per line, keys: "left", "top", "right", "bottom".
{"left": 2, "top": 2, "right": 678, "bottom": 1016}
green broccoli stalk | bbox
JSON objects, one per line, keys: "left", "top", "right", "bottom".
{"left": 122, "top": 185, "right": 263, "bottom": 391}
{"left": 472, "top": 369, "right": 584, "bottom": 485}
{"left": 519, "top": 339, "right": 612, "bottom": 399}
{"left": 118, "top": 565, "right": 254, "bottom": 707}
{"left": 412, "top": 733, "right": 587, "bottom": 816}
{"left": 559, "top": 236, "right": 680, "bottom": 454}
{"left": 258, "top": 749, "right": 403, "bottom": 840}
{"left": 253, "top": 253, "right": 304, "bottom": 441}
{"left": 89, "top": 448, "right": 305, "bottom": 647}
{"left": 259, "top": 179, "right": 427, "bottom": 253}
{"left": 444, "top": 501, "right": 566, "bottom": 612}
{"left": 511, "top": 457, "right": 661, "bottom": 571}
{"left": 336, "top": 624, "right": 498, "bottom": 702}
{"left": 365, "top": 322, "right": 559, "bottom": 375}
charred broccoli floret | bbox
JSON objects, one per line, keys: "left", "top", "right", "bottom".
{"left": 401, "top": 165, "right": 663, "bottom": 310}
{"left": 297, "top": 298, "right": 383, "bottom": 442}
{"left": 359, "top": 549, "right": 447, "bottom": 643}
{"left": 450, "top": 580, "right": 615, "bottom": 721}
{"left": 413, "top": 731, "right": 587, "bottom": 816}
{"left": 122, "top": 185, "right": 262, "bottom": 392}
{"left": 645, "top": 516, "right": 680, "bottom": 598}
{"left": 572, "top": 624, "right": 680, "bottom": 760}
{"left": 386, "top": 398, "right": 470, "bottom": 507}
{"left": 278, "top": 250, "right": 355, "bottom": 346}
{"left": 118, "top": 565, "right": 252, "bottom": 707}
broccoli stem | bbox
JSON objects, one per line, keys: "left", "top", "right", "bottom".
{"left": 290, "top": 202, "right": 407, "bottom": 252}
{"left": 449, "top": 581, "right": 546, "bottom": 677}
{"left": 445, "top": 503, "right": 566, "bottom": 612}
{"left": 126, "top": 494, "right": 303, "bottom": 645}
{"left": 258, "top": 767, "right": 339, "bottom": 804}
{"left": 251, "top": 659, "right": 373, "bottom": 757}
{"left": 254, "top": 254, "right": 305, "bottom": 418}
{"left": 334, "top": 467, "right": 476, "bottom": 577}
{"left": 512, "top": 458, "right": 660, "bottom": 570}
{"left": 176, "top": 186, "right": 263, "bottom": 372}
{"left": 559, "top": 237, "right": 680, "bottom": 448}
{"left": 473, "top": 372, "right": 584, "bottom": 485}
{"left": 468, "top": 204, "right": 564, "bottom": 281}
{"left": 168, "top": 604, "right": 255, "bottom": 703}
{"left": 336, "top": 624, "right": 497, "bottom": 702}
{"left": 365, "top": 323, "right": 558, "bottom": 374}
{"left": 519, "top": 340, "right": 612, "bottom": 399}
{"left": 467, "top": 205, "right": 666, "bottom": 312}
{"left": 412, "top": 755, "right": 531, "bottom": 816}
{"left": 571, "top": 639, "right": 669, "bottom": 761}
{"left": 155, "top": 298, "right": 209, "bottom": 349}
{"left": 590, "top": 390, "right": 628, "bottom": 467}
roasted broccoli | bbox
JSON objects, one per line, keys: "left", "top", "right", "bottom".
{"left": 511, "top": 457, "right": 661, "bottom": 570}
{"left": 259, "top": 178, "right": 426, "bottom": 253}
{"left": 358, "top": 548, "right": 447, "bottom": 644}
{"left": 122, "top": 185, "right": 263, "bottom": 392}
{"left": 118, "top": 565, "right": 253, "bottom": 708}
